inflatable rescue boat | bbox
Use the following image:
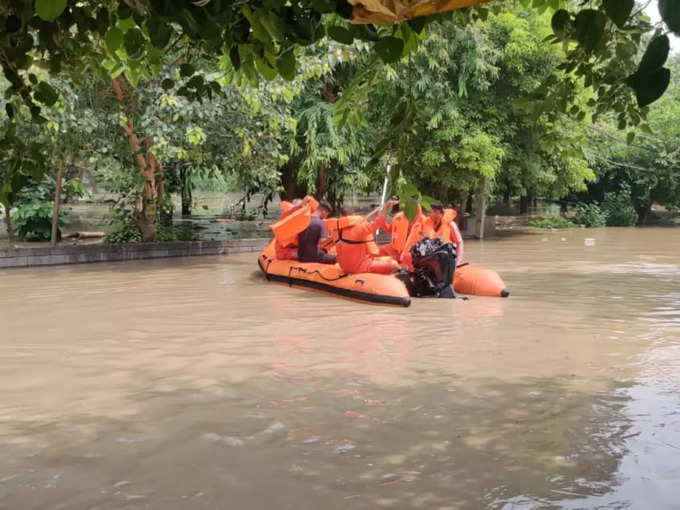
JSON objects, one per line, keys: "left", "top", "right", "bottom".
{"left": 258, "top": 240, "right": 509, "bottom": 306}
{"left": 259, "top": 198, "right": 508, "bottom": 305}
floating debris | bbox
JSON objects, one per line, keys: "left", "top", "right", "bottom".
{"left": 333, "top": 444, "right": 356, "bottom": 454}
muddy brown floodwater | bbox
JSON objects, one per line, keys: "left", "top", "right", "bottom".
{"left": 1, "top": 228, "right": 679, "bottom": 509}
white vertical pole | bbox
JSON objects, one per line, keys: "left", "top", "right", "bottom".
{"left": 377, "top": 163, "right": 391, "bottom": 238}
{"left": 380, "top": 164, "right": 391, "bottom": 208}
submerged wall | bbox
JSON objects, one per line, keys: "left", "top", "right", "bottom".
{"left": 0, "top": 238, "right": 269, "bottom": 270}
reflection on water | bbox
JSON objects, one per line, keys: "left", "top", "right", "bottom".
{"left": 1, "top": 228, "right": 679, "bottom": 509}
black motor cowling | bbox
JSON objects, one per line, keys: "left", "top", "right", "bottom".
{"left": 398, "top": 238, "right": 457, "bottom": 298}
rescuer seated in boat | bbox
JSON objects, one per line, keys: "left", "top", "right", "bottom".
{"left": 335, "top": 200, "right": 401, "bottom": 275}
{"left": 274, "top": 197, "right": 305, "bottom": 260}
{"left": 297, "top": 200, "right": 336, "bottom": 264}
{"left": 423, "top": 204, "right": 464, "bottom": 263}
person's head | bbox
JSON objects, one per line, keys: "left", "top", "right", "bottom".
{"left": 429, "top": 203, "right": 444, "bottom": 223}
{"left": 391, "top": 196, "right": 400, "bottom": 214}
{"left": 317, "top": 200, "right": 332, "bottom": 219}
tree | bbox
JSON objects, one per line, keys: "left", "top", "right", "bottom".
{"left": 3, "top": 0, "right": 680, "bottom": 125}
{"left": 575, "top": 57, "right": 680, "bottom": 225}
{"left": 347, "top": 8, "right": 595, "bottom": 217}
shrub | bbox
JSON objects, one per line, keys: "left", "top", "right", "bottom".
{"left": 157, "top": 224, "right": 198, "bottom": 242}
{"left": 602, "top": 185, "right": 638, "bottom": 226}
{"left": 104, "top": 219, "right": 142, "bottom": 244}
{"left": 13, "top": 202, "right": 69, "bottom": 241}
{"left": 573, "top": 203, "right": 607, "bottom": 228}
{"left": 528, "top": 215, "right": 573, "bottom": 229}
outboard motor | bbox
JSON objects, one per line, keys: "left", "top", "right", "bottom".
{"left": 398, "top": 238, "right": 457, "bottom": 298}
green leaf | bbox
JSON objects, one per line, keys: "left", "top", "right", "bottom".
{"left": 353, "top": 24, "right": 379, "bottom": 41}
{"left": 335, "top": 0, "right": 353, "bottom": 19}
{"left": 638, "top": 35, "right": 670, "bottom": 74}
{"left": 551, "top": 9, "right": 571, "bottom": 39}
{"left": 603, "top": 0, "right": 634, "bottom": 28}
{"left": 400, "top": 183, "right": 419, "bottom": 199}
{"left": 124, "top": 27, "right": 146, "bottom": 61}
{"left": 229, "top": 46, "right": 241, "bottom": 70}
{"left": 5, "top": 103, "right": 14, "bottom": 118}
{"left": 421, "top": 195, "right": 436, "bottom": 209}
{"left": 626, "top": 131, "right": 635, "bottom": 145}
{"left": 35, "top": 0, "right": 67, "bottom": 21}
{"left": 403, "top": 200, "right": 417, "bottom": 221}
{"left": 639, "top": 123, "right": 653, "bottom": 135}
{"left": 574, "top": 9, "right": 607, "bottom": 51}
{"left": 327, "top": 25, "right": 354, "bottom": 44}
{"left": 276, "top": 49, "right": 296, "bottom": 81}
{"left": 180, "top": 63, "right": 195, "bottom": 77}
{"left": 375, "top": 37, "right": 404, "bottom": 63}
{"left": 105, "top": 27, "right": 124, "bottom": 53}
{"left": 400, "top": 23, "right": 419, "bottom": 56}
{"left": 260, "top": 11, "right": 285, "bottom": 41}
{"left": 408, "top": 17, "right": 428, "bottom": 34}
{"left": 311, "top": 0, "right": 336, "bottom": 13}
{"left": 36, "top": 81, "right": 58, "bottom": 106}
{"left": 117, "top": 3, "right": 132, "bottom": 20}
{"left": 627, "top": 67, "right": 671, "bottom": 107}
{"left": 161, "top": 78, "right": 174, "bottom": 90}
{"left": 659, "top": 0, "right": 680, "bottom": 36}
{"left": 255, "top": 57, "right": 277, "bottom": 81}
{"left": 148, "top": 16, "right": 173, "bottom": 48}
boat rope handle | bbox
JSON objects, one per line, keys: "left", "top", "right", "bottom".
{"left": 286, "top": 265, "right": 349, "bottom": 283}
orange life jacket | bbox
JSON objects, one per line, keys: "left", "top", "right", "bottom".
{"left": 400, "top": 207, "right": 427, "bottom": 270}
{"left": 422, "top": 209, "right": 458, "bottom": 242}
{"left": 279, "top": 200, "right": 294, "bottom": 213}
{"left": 388, "top": 211, "right": 410, "bottom": 254}
{"left": 271, "top": 197, "right": 319, "bottom": 248}
{"left": 331, "top": 215, "right": 383, "bottom": 274}
{"left": 325, "top": 215, "right": 363, "bottom": 242}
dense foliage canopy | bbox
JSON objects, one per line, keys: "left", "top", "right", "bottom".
{"left": 1, "top": 0, "right": 680, "bottom": 241}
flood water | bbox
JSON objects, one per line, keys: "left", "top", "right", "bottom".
{"left": 1, "top": 228, "right": 679, "bottom": 509}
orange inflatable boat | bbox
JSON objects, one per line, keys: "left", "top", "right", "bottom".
{"left": 454, "top": 263, "right": 509, "bottom": 298}
{"left": 258, "top": 240, "right": 509, "bottom": 305}
{"left": 258, "top": 240, "right": 411, "bottom": 306}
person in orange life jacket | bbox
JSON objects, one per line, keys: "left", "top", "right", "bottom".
{"left": 391, "top": 203, "right": 427, "bottom": 271}
{"left": 423, "top": 204, "right": 464, "bottom": 262}
{"left": 377, "top": 200, "right": 411, "bottom": 261}
{"left": 274, "top": 197, "right": 305, "bottom": 260}
{"left": 335, "top": 200, "right": 400, "bottom": 275}
{"left": 297, "top": 200, "right": 336, "bottom": 264}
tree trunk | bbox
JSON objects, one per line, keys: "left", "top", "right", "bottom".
{"left": 279, "top": 160, "right": 306, "bottom": 200}
{"left": 180, "top": 167, "right": 192, "bottom": 216}
{"left": 474, "top": 178, "right": 489, "bottom": 239}
{"left": 503, "top": 189, "right": 510, "bottom": 206}
{"left": 638, "top": 201, "right": 653, "bottom": 226}
{"left": 520, "top": 195, "right": 529, "bottom": 215}
{"left": 51, "top": 158, "right": 64, "bottom": 246}
{"left": 112, "top": 78, "right": 158, "bottom": 242}
{"left": 3, "top": 205, "right": 12, "bottom": 240}
{"left": 181, "top": 190, "right": 192, "bottom": 216}
{"left": 465, "top": 194, "right": 473, "bottom": 214}
{"left": 315, "top": 166, "right": 327, "bottom": 200}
